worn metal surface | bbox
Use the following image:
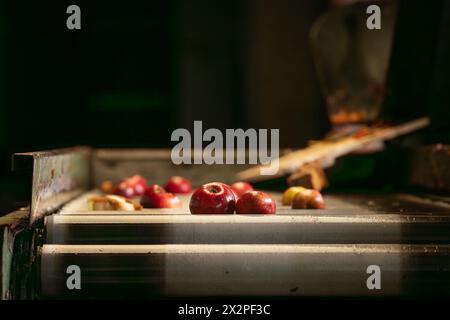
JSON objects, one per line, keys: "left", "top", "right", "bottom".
{"left": 46, "top": 192, "right": 450, "bottom": 245}
{"left": 45, "top": 212, "right": 450, "bottom": 245}
{"left": 41, "top": 244, "right": 450, "bottom": 298}
{"left": 1, "top": 208, "right": 33, "bottom": 300}
{"left": 1, "top": 214, "right": 44, "bottom": 300}
{"left": 1, "top": 227, "right": 13, "bottom": 300}
{"left": 12, "top": 147, "right": 92, "bottom": 224}
{"left": 408, "top": 144, "right": 450, "bottom": 194}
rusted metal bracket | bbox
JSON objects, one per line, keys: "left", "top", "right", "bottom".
{"left": 0, "top": 147, "right": 91, "bottom": 299}
{"left": 1, "top": 208, "right": 41, "bottom": 300}
{"left": 12, "top": 147, "right": 92, "bottom": 225}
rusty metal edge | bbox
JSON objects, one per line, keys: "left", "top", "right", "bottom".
{"left": 12, "top": 147, "right": 93, "bottom": 225}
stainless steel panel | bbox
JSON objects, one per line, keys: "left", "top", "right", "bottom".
{"left": 40, "top": 244, "right": 450, "bottom": 298}
{"left": 46, "top": 213, "right": 450, "bottom": 245}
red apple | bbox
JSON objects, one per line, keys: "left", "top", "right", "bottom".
{"left": 113, "top": 175, "right": 147, "bottom": 197}
{"left": 141, "top": 184, "right": 169, "bottom": 208}
{"left": 145, "top": 184, "right": 166, "bottom": 196}
{"left": 127, "top": 175, "right": 147, "bottom": 195}
{"left": 141, "top": 192, "right": 181, "bottom": 209}
{"left": 308, "top": 190, "right": 325, "bottom": 209}
{"left": 165, "top": 176, "right": 192, "bottom": 194}
{"left": 235, "top": 191, "right": 276, "bottom": 214}
{"left": 230, "top": 182, "right": 254, "bottom": 199}
{"left": 189, "top": 182, "right": 236, "bottom": 214}
{"left": 292, "top": 189, "right": 325, "bottom": 209}
{"left": 140, "top": 184, "right": 166, "bottom": 207}
{"left": 113, "top": 181, "right": 135, "bottom": 198}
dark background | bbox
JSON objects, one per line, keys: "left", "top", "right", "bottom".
{"left": 0, "top": 0, "right": 449, "bottom": 214}
{"left": 0, "top": 0, "right": 329, "bottom": 150}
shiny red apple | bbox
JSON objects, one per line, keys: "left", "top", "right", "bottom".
{"left": 235, "top": 191, "right": 276, "bottom": 214}
{"left": 145, "top": 184, "right": 166, "bottom": 196}
{"left": 140, "top": 184, "right": 165, "bottom": 207}
{"left": 165, "top": 176, "right": 192, "bottom": 194}
{"left": 114, "top": 175, "right": 147, "bottom": 197}
{"left": 230, "top": 182, "right": 254, "bottom": 199}
{"left": 189, "top": 182, "right": 236, "bottom": 214}
{"left": 113, "top": 181, "right": 135, "bottom": 198}
{"left": 141, "top": 191, "right": 181, "bottom": 208}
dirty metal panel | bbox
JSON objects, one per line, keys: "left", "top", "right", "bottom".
{"left": 40, "top": 244, "right": 450, "bottom": 298}
{"left": 45, "top": 212, "right": 450, "bottom": 245}
{"left": 1, "top": 226, "right": 13, "bottom": 300}
{"left": 12, "top": 147, "right": 92, "bottom": 225}
{"left": 408, "top": 144, "right": 450, "bottom": 194}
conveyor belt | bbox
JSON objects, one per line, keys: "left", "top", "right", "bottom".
{"left": 40, "top": 192, "right": 450, "bottom": 298}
